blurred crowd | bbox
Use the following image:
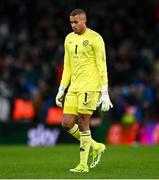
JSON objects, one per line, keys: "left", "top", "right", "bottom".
{"left": 0, "top": 0, "right": 159, "bottom": 125}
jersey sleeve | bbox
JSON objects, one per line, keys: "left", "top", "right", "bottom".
{"left": 93, "top": 35, "right": 108, "bottom": 87}
{"left": 60, "top": 37, "right": 71, "bottom": 89}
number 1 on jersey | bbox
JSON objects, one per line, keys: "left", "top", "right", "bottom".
{"left": 75, "top": 45, "right": 78, "bottom": 54}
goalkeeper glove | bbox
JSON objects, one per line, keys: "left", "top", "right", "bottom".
{"left": 55, "top": 86, "right": 65, "bottom": 108}
{"left": 97, "top": 85, "right": 113, "bottom": 112}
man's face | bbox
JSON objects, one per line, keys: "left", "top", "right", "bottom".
{"left": 70, "top": 14, "right": 86, "bottom": 34}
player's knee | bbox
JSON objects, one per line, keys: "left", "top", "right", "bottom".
{"left": 62, "top": 117, "right": 74, "bottom": 130}
{"left": 78, "top": 114, "right": 91, "bottom": 131}
{"left": 78, "top": 119, "right": 89, "bottom": 131}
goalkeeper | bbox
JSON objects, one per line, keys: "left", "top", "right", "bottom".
{"left": 56, "top": 8, "right": 113, "bottom": 173}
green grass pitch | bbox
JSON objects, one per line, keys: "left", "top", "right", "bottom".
{"left": 0, "top": 144, "right": 159, "bottom": 179}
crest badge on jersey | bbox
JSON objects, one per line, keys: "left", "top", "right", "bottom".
{"left": 83, "top": 40, "right": 89, "bottom": 46}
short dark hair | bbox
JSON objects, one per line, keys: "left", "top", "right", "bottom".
{"left": 70, "top": 9, "right": 86, "bottom": 16}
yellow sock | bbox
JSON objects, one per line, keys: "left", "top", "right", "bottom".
{"left": 91, "top": 138, "right": 99, "bottom": 149}
{"left": 80, "top": 131, "right": 91, "bottom": 165}
{"left": 68, "top": 124, "right": 99, "bottom": 149}
{"left": 68, "top": 124, "right": 80, "bottom": 140}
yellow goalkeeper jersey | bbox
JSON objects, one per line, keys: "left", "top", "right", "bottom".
{"left": 60, "top": 28, "right": 108, "bottom": 92}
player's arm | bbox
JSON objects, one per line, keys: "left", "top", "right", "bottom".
{"left": 56, "top": 37, "right": 71, "bottom": 107}
{"left": 93, "top": 35, "right": 108, "bottom": 87}
{"left": 93, "top": 35, "right": 113, "bottom": 111}
{"left": 60, "top": 37, "right": 71, "bottom": 89}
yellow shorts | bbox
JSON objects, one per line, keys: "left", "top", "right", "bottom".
{"left": 63, "top": 91, "right": 100, "bottom": 115}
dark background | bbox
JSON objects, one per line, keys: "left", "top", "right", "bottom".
{"left": 0, "top": 0, "right": 159, "bottom": 145}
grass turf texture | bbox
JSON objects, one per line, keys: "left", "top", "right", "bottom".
{"left": 0, "top": 145, "right": 159, "bottom": 179}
